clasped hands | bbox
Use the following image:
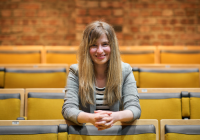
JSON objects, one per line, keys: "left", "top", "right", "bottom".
{"left": 93, "top": 110, "right": 115, "bottom": 131}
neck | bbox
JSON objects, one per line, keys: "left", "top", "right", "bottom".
{"left": 94, "top": 63, "right": 108, "bottom": 80}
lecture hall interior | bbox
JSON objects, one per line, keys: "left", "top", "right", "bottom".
{"left": 0, "top": 0, "right": 200, "bottom": 140}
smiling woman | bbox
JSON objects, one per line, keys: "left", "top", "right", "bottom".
{"left": 62, "top": 21, "right": 141, "bottom": 131}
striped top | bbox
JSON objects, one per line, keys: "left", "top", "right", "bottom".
{"left": 95, "top": 87, "right": 110, "bottom": 110}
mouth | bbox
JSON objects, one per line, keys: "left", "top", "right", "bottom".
{"left": 96, "top": 54, "right": 106, "bottom": 59}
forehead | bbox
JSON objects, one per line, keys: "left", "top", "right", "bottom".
{"left": 96, "top": 34, "right": 109, "bottom": 42}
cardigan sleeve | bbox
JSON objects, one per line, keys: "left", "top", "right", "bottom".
{"left": 62, "top": 64, "right": 83, "bottom": 125}
{"left": 121, "top": 63, "right": 141, "bottom": 121}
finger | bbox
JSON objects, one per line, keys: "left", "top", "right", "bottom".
{"left": 101, "top": 116, "right": 113, "bottom": 122}
{"left": 94, "top": 114, "right": 109, "bottom": 120}
{"left": 95, "top": 120, "right": 106, "bottom": 126}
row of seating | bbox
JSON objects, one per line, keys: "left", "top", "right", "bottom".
{"left": 1, "top": 88, "right": 200, "bottom": 120}
{"left": 0, "top": 64, "right": 68, "bottom": 88}
{"left": 0, "top": 119, "right": 200, "bottom": 140}
{"left": 132, "top": 66, "right": 200, "bottom": 87}
{"left": 0, "top": 64, "right": 200, "bottom": 88}
{"left": 0, "top": 119, "right": 158, "bottom": 140}
{"left": 1, "top": 46, "right": 200, "bottom": 64}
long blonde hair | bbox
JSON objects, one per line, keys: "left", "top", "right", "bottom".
{"left": 78, "top": 21, "right": 122, "bottom": 107}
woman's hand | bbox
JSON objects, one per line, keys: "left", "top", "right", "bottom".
{"left": 94, "top": 110, "right": 116, "bottom": 131}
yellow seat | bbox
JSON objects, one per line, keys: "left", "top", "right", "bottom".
{"left": 68, "top": 124, "right": 156, "bottom": 140}
{"left": 26, "top": 92, "right": 65, "bottom": 120}
{"left": 165, "top": 125, "right": 200, "bottom": 140}
{"left": 0, "top": 50, "right": 41, "bottom": 64}
{"left": 4, "top": 68, "right": 67, "bottom": 88}
{"left": 121, "top": 50, "right": 155, "bottom": 64}
{"left": 46, "top": 50, "right": 77, "bottom": 64}
{"left": 139, "top": 68, "right": 200, "bottom": 88}
{"left": 160, "top": 50, "right": 200, "bottom": 64}
{"left": 0, "top": 68, "right": 4, "bottom": 88}
{"left": 0, "top": 124, "right": 68, "bottom": 140}
{"left": 189, "top": 92, "right": 200, "bottom": 119}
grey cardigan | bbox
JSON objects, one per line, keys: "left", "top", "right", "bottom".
{"left": 62, "top": 62, "right": 141, "bottom": 125}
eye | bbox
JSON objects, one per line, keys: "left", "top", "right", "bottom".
{"left": 90, "top": 44, "right": 97, "bottom": 47}
{"left": 103, "top": 43, "right": 109, "bottom": 46}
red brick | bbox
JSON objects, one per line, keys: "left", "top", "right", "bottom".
{"left": 140, "top": 26, "right": 150, "bottom": 32}
{"left": 76, "top": 9, "right": 87, "bottom": 16}
{"left": 158, "top": 34, "right": 172, "bottom": 39}
{"left": 0, "top": 19, "right": 15, "bottom": 26}
{"left": 170, "top": 19, "right": 178, "bottom": 25}
{"left": 162, "top": 10, "right": 173, "bottom": 16}
{"left": 110, "top": 17, "right": 123, "bottom": 25}
{"left": 76, "top": 24, "right": 86, "bottom": 31}
{"left": 19, "top": 3, "right": 41, "bottom": 9}
{"left": 151, "top": 26, "right": 162, "bottom": 31}
{"left": 174, "top": 26, "right": 185, "bottom": 32}
{"left": 116, "top": 33, "right": 123, "bottom": 39}
{"left": 65, "top": 34, "right": 75, "bottom": 40}
{"left": 157, "top": 19, "right": 168, "bottom": 25}
{"left": 12, "top": 26, "right": 22, "bottom": 32}
{"left": 1, "top": 10, "right": 12, "bottom": 17}
{"left": 137, "top": 35, "right": 154, "bottom": 40}
{"left": 1, "top": 27, "right": 11, "bottom": 33}
{"left": 113, "top": 9, "right": 123, "bottom": 16}
{"left": 163, "top": 26, "right": 172, "bottom": 31}
{"left": 142, "top": 18, "right": 156, "bottom": 25}
{"left": 112, "top": 2, "right": 122, "bottom": 8}
{"left": 140, "top": 42, "right": 151, "bottom": 46}
{"left": 141, "top": 11, "right": 150, "bottom": 16}
{"left": 89, "top": 9, "right": 111, "bottom": 16}
{"left": 87, "top": 1, "right": 99, "bottom": 8}
{"left": 24, "top": 10, "right": 37, "bottom": 17}
{"left": 3, "top": 4, "right": 18, "bottom": 9}
{"left": 152, "top": 42, "right": 161, "bottom": 46}
{"left": 181, "top": 4, "right": 196, "bottom": 9}
{"left": 43, "top": 35, "right": 64, "bottom": 40}
{"left": 13, "top": 10, "right": 23, "bottom": 17}
{"left": 100, "top": 1, "right": 109, "bottom": 8}
{"left": 0, "top": 35, "right": 16, "bottom": 41}
{"left": 123, "top": 34, "right": 133, "bottom": 40}
{"left": 187, "top": 26, "right": 196, "bottom": 32}
{"left": 186, "top": 10, "right": 195, "bottom": 16}
{"left": 22, "top": 26, "right": 33, "bottom": 32}
{"left": 76, "top": 1, "right": 87, "bottom": 8}
{"left": 131, "top": 27, "right": 139, "bottom": 32}
{"left": 151, "top": 11, "right": 162, "bottom": 16}
{"left": 38, "top": 10, "right": 47, "bottom": 17}
{"left": 162, "top": 42, "right": 174, "bottom": 46}
{"left": 174, "top": 10, "right": 185, "bottom": 16}
{"left": 130, "top": 10, "right": 140, "bottom": 17}
{"left": 198, "top": 26, "right": 200, "bottom": 32}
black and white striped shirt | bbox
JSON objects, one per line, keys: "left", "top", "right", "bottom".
{"left": 95, "top": 87, "right": 110, "bottom": 110}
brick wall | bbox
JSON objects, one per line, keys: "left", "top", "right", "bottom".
{"left": 0, "top": 0, "right": 200, "bottom": 46}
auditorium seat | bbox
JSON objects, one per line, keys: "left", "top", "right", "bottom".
{"left": 160, "top": 50, "right": 200, "bottom": 64}
{"left": 120, "top": 50, "right": 155, "bottom": 64}
{"left": 0, "top": 47, "right": 43, "bottom": 64}
{"left": 25, "top": 89, "right": 65, "bottom": 120}
{"left": 45, "top": 47, "right": 78, "bottom": 65}
{"left": 0, "top": 120, "right": 68, "bottom": 140}
{"left": 0, "top": 89, "right": 24, "bottom": 120}
{"left": 68, "top": 120, "right": 158, "bottom": 140}
{"left": 4, "top": 68, "right": 67, "bottom": 88}
{"left": 0, "top": 67, "right": 4, "bottom": 88}
{"left": 189, "top": 92, "right": 200, "bottom": 119}
{"left": 160, "top": 119, "right": 200, "bottom": 140}
{"left": 139, "top": 68, "right": 200, "bottom": 88}
{"left": 132, "top": 67, "right": 139, "bottom": 87}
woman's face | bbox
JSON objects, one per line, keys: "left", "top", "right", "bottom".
{"left": 89, "top": 33, "right": 111, "bottom": 66}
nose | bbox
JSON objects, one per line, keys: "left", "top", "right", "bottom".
{"left": 96, "top": 45, "right": 103, "bottom": 54}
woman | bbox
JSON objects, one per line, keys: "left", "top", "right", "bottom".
{"left": 62, "top": 21, "right": 141, "bottom": 131}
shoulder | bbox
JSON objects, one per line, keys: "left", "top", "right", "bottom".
{"left": 69, "top": 64, "right": 79, "bottom": 76}
{"left": 121, "top": 61, "right": 132, "bottom": 74}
